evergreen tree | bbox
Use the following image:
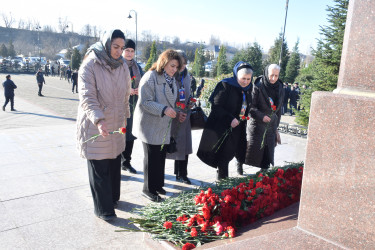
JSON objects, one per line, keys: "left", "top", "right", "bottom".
{"left": 215, "top": 45, "right": 230, "bottom": 76}
{"left": 243, "top": 42, "right": 263, "bottom": 77}
{"left": 8, "top": 40, "right": 16, "bottom": 57}
{"left": 0, "top": 44, "right": 8, "bottom": 57}
{"left": 295, "top": 0, "right": 349, "bottom": 126}
{"left": 229, "top": 42, "right": 263, "bottom": 77}
{"left": 192, "top": 45, "right": 205, "bottom": 77}
{"left": 285, "top": 40, "right": 301, "bottom": 83}
{"left": 265, "top": 33, "right": 289, "bottom": 80}
{"left": 144, "top": 41, "right": 157, "bottom": 71}
{"left": 70, "top": 48, "right": 82, "bottom": 70}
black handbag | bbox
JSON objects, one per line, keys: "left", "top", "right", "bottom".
{"left": 190, "top": 106, "right": 207, "bottom": 130}
{"left": 166, "top": 136, "right": 177, "bottom": 153}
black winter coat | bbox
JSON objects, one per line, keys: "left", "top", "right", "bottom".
{"left": 3, "top": 79, "right": 17, "bottom": 97}
{"left": 245, "top": 78, "right": 284, "bottom": 168}
{"left": 197, "top": 81, "right": 252, "bottom": 168}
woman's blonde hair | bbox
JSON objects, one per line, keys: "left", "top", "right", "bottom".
{"left": 150, "top": 49, "right": 183, "bottom": 74}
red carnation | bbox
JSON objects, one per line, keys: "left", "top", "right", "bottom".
{"left": 120, "top": 127, "right": 126, "bottom": 134}
{"left": 190, "top": 98, "right": 197, "bottom": 103}
{"left": 180, "top": 103, "right": 186, "bottom": 109}
{"left": 246, "top": 116, "right": 250, "bottom": 120}
{"left": 190, "top": 227, "right": 198, "bottom": 237}
{"left": 271, "top": 105, "right": 276, "bottom": 111}
{"left": 241, "top": 115, "right": 246, "bottom": 120}
{"left": 182, "top": 242, "right": 195, "bottom": 250}
{"left": 163, "top": 221, "right": 173, "bottom": 229}
{"left": 131, "top": 75, "right": 136, "bottom": 80}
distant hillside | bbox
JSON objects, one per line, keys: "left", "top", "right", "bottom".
{"left": 0, "top": 27, "right": 97, "bottom": 59}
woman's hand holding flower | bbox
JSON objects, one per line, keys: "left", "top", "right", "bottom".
{"left": 97, "top": 120, "right": 109, "bottom": 137}
{"left": 177, "top": 111, "right": 187, "bottom": 123}
{"left": 231, "top": 118, "right": 240, "bottom": 128}
{"left": 263, "top": 116, "right": 271, "bottom": 123}
{"left": 164, "top": 107, "right": 177, "bottom": 118}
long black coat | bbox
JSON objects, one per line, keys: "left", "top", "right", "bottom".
{"left": 3, "top": 79, "right": 17, "bottom": 97}
{"left": 197, "top": 81, "right": 252, "bottom": 168}
{"left": 245, "top": 78, "right": 284, "bottom": 168}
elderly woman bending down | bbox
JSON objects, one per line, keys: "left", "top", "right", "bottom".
{"left": 197, "top": 61, "right": 253, "bottom": 180}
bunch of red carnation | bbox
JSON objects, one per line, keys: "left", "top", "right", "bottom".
{"left": 168, "top": 166, "right": 303, "bottom": 249}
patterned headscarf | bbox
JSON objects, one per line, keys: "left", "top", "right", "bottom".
{"left": 86, "top": 29, "right": 125, "bottom": 69}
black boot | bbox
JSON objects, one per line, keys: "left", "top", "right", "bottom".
{"left": 237, "top": 162, "right": 243, "bottom": 175}
{"left": 216, "top": 163, "right": 229, "bottom": 181}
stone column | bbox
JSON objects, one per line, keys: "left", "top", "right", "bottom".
{"left": 297, "top": 0, "right": 375, "bottom": 248}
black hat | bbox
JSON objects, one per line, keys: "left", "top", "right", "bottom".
{"left": 124, "top": 39, "right": 136, "bottom": 50}
{"left": 111, "top": 29, "right": 125, "bottom": 40}
{"left": 6, "top": 75, "right": 10, "bottom": 79}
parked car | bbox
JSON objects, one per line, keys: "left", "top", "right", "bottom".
{"left": 58, "top": 59, "right": 70, "bottom": 67}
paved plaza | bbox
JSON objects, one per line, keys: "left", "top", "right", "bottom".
{"left": 0, "top": 73, "right": 306, "bottom": 249}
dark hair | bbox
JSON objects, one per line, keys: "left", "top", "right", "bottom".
{"left": 150, "top": 49, "right": 183, "bottom": 74}
{"left": 124, "top": 39, "right": 136, "bottom": 50}
{"left": 6, "top": 75, "right": 11, "bottom": 79}
{"left": 111, "top": 29, "right": 125, "bottom": 41}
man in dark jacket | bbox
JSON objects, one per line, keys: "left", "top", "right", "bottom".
{"left": 71, "top": 69, "right": 78, "bottom": 93}
{"left": 282, "top": 82, "right": 290, "bottom": 115}
{"left": 36, "top": 68, "right": 46, "bottom": 96}
{"left": 2, "top": 75, "right": 17, "bottom": 111}
{"left": 190, "top": 75, "right": 197, "bottom": 97}
{"left": 66, "top": 67, "right": 72, "bottom": 83}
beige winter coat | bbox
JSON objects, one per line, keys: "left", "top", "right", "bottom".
{"left": 76, "top": 52, "right": 131, "bottom": 160}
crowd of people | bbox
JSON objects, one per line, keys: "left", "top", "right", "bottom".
{"left": 73, "top": 29, "right": 288, "bottom": 221}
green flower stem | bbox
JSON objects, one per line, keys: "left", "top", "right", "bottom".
{"left": 212, "top": 127, "right": 233, "bottom": 153}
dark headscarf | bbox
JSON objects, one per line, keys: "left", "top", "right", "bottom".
{"left": 86, "top": 29, "right": 125, "bottom": 69}
{"left": 262, "top": 65, "right": 281, "bottom": 106}
{"left": 222, "top": 61, "right": 253, "bottom": 91}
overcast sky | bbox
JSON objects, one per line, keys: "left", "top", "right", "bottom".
{"left": 3, "top": 0, "right": 335, "bottom": 54}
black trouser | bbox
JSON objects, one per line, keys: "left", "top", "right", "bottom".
{"left": 3, "top": 96, "right": 14, "bottom": 109}
{"left": 260, "top": 145, "right": 271, "bottom": 169}
{"left": 87, "top": 155, "right": 121, "bottom": 216}
{"left": 121, "top": 140, "right": 134, "bottom": 166}
{"left": 37, "top": 83, "right": 43, "bottom": 95}
{"left": 72, "top": 82, "right": 78, "bottom": 93}
{"left": 142, "top": 142, "right": 166, "bottom": 195}
{"left": 217, "top": 161, "right": 229, "bottom": 179}
{"left": 174, "top": 155, "right": 189, "bottom": 177}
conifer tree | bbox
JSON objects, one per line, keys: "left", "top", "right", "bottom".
{"left": 229, "top": 42, "right": 263, "bottom": 77}
{"left": 0, "top": 44, "right": 8, "bottom": 57}
{"left": 8, "top": 40, "right": 16, "bottom": 57}
{"left": 70, "top": 48, "right": 82, "bottom": 70}
{"left": 295, "top": 0, "right": 349, "bottom": 126}
{"left": 285, "top": 40, "right": 301, "bottom": 83}
{"left": 265, "top": 33, "right": 289, "bottom": 80}
{"left": 192, "top": 45, "right": 205, "bottom": 77}
{"left": 215, "top": 45, "right": 230, "bottom": 76}
{"left": 144, "top": 41, "right": 157, "bottom": 71}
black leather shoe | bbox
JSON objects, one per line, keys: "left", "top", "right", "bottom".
{"left": 97, "top": 214, "right": 117, "bottom": 221}
{"left": 2, "top": 106, "right": 5, "bottom": 111}
{"left": 176, "top": 176, "right": 191, "bottom": 184}
{"left": 181, "top": 176, "right": 191, "bottom": 185}
{"left": 156, "top": 188, "right": 166, "bottom": 195}
{"left": 11, "top": 109, "right": 16, "bottom": 111}
{"left": 122, "top": 164, "right": 137, "bottom": 174}
{"left": 142, "top": 191, "right": 163, "bottom": 202}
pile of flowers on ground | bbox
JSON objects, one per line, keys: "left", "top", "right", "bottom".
{"left": 118, "top": 162, "right": 303, "bottom": 249}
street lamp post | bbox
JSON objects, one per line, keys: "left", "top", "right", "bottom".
{"left": 279, "top": 0, "right": 289, "bottom": 66}
{"left": 127, "top": 10, "right": 138, "bottom": 61}
{"left": 36, "top": 26, "right": 41, "bottom": 64}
